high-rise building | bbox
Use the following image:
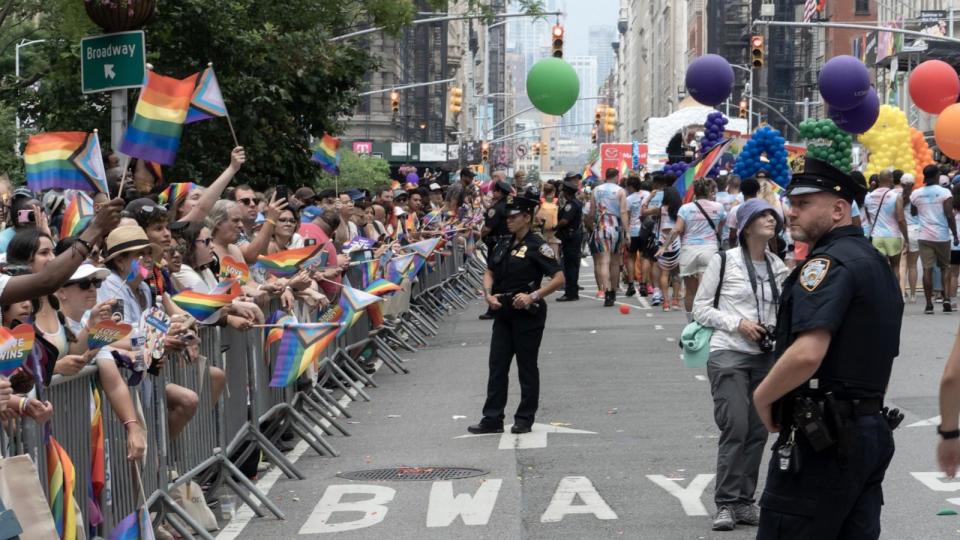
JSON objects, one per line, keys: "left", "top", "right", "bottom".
{"left": 588, "top": 25, "right": 617, "bottom": 81}
{"left": 566, "top": 56, "right": 599, "bottom": 136}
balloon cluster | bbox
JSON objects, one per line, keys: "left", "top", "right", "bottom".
{"left": 685, "top": 55, "right": 734, "bottom": 107}
{"left": 818, "top": 55, "right": 880, "bottom": 134}
{"left": 859, "top": 105, "right": 916, "bottom": 178}
{"left": 910, "top": 127, "right": 936, "bottom": 179}
{"left": 798, "top": 118, "right": 852, "bottom": 172}
{"left": 662, "top": 161, "right": 689, "bottom": 179}
{"left": 699, "top": 112, "right": 729, "bottom": 176}
{"left": 733, "top": 126, "right": 791, "bottom": 187}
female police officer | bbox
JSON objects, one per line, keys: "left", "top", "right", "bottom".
{"left": 468, "top": 189, "right": 565, "bottom": 435}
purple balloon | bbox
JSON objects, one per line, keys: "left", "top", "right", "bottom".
{"left": 819, "top": 55, "right": 871, "bottom": 111}
{"left": 829, "top": 87, "right": 879, "bottom": 134}
{"left": 685, "top": 55, "right": 735, "bottom": 107}
{"left": 405, "top": 172, "right": 419, "bottom": 185}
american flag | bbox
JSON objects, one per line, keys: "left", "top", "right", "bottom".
{"left": 803, "top": 0, "right": 818, "bottom": 22}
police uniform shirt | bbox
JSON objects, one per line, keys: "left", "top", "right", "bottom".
{"left": 774, "top": 225, "right": 903, "bottom": 398}
{"left": 485, "top": 199, "right": 509, "bottom": 238}
{"left": 488, "top": 233, "right": 562, "bottom": 295}
{"left": 556, "top": 198, "right": 583, "bottom": 239}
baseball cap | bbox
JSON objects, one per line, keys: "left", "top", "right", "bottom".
{"left": 294, "top": 187, "right": 317, "bottom": 202}
{"left": 301, "top": 205, "right": 324, "bottom": 222}
{"left": 66, "top": 263, "right": 110, "bottom": 284}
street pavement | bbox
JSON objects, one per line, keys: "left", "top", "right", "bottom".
{"left": 220, "top": 258, "right": 960, "bottom": 539}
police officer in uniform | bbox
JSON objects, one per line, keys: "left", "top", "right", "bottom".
{"left": 468, "top": 190, "right": 565, "bottom": 435}
{"left": 555, "top": 173, "right": 584, "bottom": 302}
{"left": 752, "top": 158, "right": 903, "bottom": 538}
{"left": 479, "top": 180, "right": 513, "bottom": 320}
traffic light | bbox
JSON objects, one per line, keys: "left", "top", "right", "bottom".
{"left": 540, "top": 142, "right": 548, "bottom": 157}
{"left": 449, "top": 87, "right": 462, "bottom": 114}
{"left": 532, "top": 142, "right": 541, "bottom": 157}
{"left": 481, "top": 141, "right": 490, "bottom": 162}
{"left": 551, "top": 25, "right": 564, "bottom": 58}
{"left": 591, "top": 128, "right": 598, "bottom": 144}
{"left": 390, "top": 91, "right": 400, "bottom": 114}
{"left": 739, "top": 99, "right": 748, "bottom": 119}
{"left": 594, "top": 105, "right": 604, "bottom": 128}
{"left": 604, "top": 107, "right": 616, "bottom": 133}
{"left": 751, "top": 35, "right": 764, "bottom": 68}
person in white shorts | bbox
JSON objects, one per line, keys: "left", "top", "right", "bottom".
{"left": 660, "top": 178, "right": 726, "bottom": 321}
{"left": 863, "top": 169, "right": 909, "bottom": 283}
{"left": 901, "top": 173, "right": 921, "bottom": 302}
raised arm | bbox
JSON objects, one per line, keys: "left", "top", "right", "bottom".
{"left": 182, "top": 147, "right": 245, "bottom": 224}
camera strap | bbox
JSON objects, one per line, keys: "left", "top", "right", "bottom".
{"left": 742, "top": 247, "right": 780, "bottom": 325}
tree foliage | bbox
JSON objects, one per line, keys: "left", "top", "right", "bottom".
{"left": 314, "top": 150, "right": 391, "bottom": 193}
{"left": 0, "top": 0, "right": 544, "bottom": 187}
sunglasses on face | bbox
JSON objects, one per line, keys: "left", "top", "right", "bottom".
{"left": 137, "top": 204, "right": 168, "bottom": 218}
{"left": 239, "top": 198, "right": 261, "bottom": 206}
{"left": 69, "top": 279, "right": 103, "bottom": 290}
{"left": 195, "top": 237, "right": 212, "bottom": 246}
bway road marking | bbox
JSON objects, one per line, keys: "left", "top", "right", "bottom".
{"left": 694, "top": 375, "right": 707, "bottom": 381}
{"left": 911, "top": 472, "right": 960, "bottom": 492}
{"left": 647, "top": 474, "right": 716, "bottom": 516}
{"left": 455, "top": 422, "right": 596, "bottom": 449}
{"left": 540, "top": 476, "right": 618, "bottom": 523}
{"left": 907, "top": 415, "right": 940, "bottom": 428}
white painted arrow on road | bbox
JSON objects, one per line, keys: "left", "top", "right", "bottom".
{"left": 104, "top": 64, "right": 116, "bottom": 79}
{"left": 456, "top": 423, "right": 595, "bottom": 449}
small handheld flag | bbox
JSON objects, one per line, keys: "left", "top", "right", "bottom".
{"left": 157, "top": 182, "right": 196, "bottom": 205}
{"left": 270, "top": 324, "right": 339, "bottom": 387}
{"left": 403, "top": 237, "right": 442, "bottom": 259}
{"left": 60, "top": 191, "right": 95, "bottom": 239}
{"left": 47, "top": 435, "right": 77, "bottom": 540}
{"left": 185, "top": 66, "right": 228, "bottom": 123}
{"left": 0, "top": 323, "right": 34, "bottom": 376}
{"left": 255, "top": 245, "right": 323, "bottom": 278}
{"left": 120, "top": 70, "right": 199, "bottom": 166}
{"left": 310, "top": 134, "right": 341, "bottom": 175}
{"left": 125, "top": 258, "right": 150, "bottom": 284}
{"left": 218, "top": 255, "right": 251, "bottom": 284}
{"left": 87, "top": 320, "right": 133, "bottom": 350}
{"left": 170, "top": 280, "right": 240, "bottom": 323}
{"left": 24, "top": 131, "right": 109, "bottom": 194}
{"left": 336, "top": 279, "right": 383, "bottom": 337}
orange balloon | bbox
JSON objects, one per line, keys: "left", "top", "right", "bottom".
{"left": 935, "top": 104, "right": 960, "bottom": 160}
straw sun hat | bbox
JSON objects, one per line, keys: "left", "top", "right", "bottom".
{"left": 102, "top": 225, "right": 161, "bottom": 262}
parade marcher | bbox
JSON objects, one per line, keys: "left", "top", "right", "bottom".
{"left": 693, "top": 199, "right": 787, "bottom": 531}
{"left": 587, "top": 168, "right": 629, "bottom": 307}
{"left": 624, "top": 175, "right": 649, "bottom": 297}
{"left": 752, "top": 158, "right": 903, "bottom": 539}
{"left": 479, "top": 180, "right": 513, "bottom": 319}
{"left": 863, "top": 169, "right": 909, "bottom": 283}
{"left": 910, "top": 164, "right": 959, "bottom": 313}
{"left": 468, "top": 190, "right": 564, "bottom": 435}
{"left": 661, "top": 178, "right": 726, "bottom": 321}
{"left": 555, "top": 173, "right": 584, "bottom": 302}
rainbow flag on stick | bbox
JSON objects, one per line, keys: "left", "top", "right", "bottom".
{"left": 310, "top": 134, "right": 341, "bottom": 175}
{"left": 157, "top": 182, "right": 196, "bottom": 205}
{"left": 255, "top": 244, "right": 323, "bottom": 278}
{"left": 385, "top": 253, "right": 416, "bottom": 285}
{"left": 120, "top": 70, "right": 198, "bottom": 166}
{"left": 269, "top": 324, "right": 339, "bottom": 387}
{"left": 336, "top": 279, "right": 383, "bottom": 337}
{"left": 676, "top": 138, "right": 733, "bottom": 203}
{"left": 24, "top": 131, "right": 109, "bottom": 194}
{"left": 403, "top": 237, "right": 442, "bottom": 259}
{"left": 47, "top": 435, "right": 77, "bottom": 540}
{"left": 185, "top": 66, "right": 228, "bottom": 124}
{"left": 171, "top": 280, "right": 240, "bottom": 323}
{"left": 60, "top": 191, "right": 95, "bottom": 239}
{"left": 107, "top": 505, "right": 154, "bottom": 540}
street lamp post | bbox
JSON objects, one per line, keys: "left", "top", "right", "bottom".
{"left": 14, "top": 38, "right": 47, "bottom": 156}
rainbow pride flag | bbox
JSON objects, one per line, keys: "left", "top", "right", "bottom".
{"left": 255, "top": 244, "right": 323, "bottom": 278}
{"left": 406, "top": 254, "right": 427, "bottom": 281}
{"left": 404, "top": 237, "right": 441, "bottom": 259}
{"left": 125, "top": 258, "right": 150, "bottom": 284}
{"left": 269, "top": 324, "right": 339, "bottom": 387}
{"left": 157, "top": 182, "right": 196, "bottom": 205}
{"left": 47, "top": 435, "right": 77, "bottom": 540}
{"left": 90, "top": 383, "right": 105, "bottom": 505}
{"left": 218, "top": 255, "right": 251, "bottom": 285}
{"left": 336, "top": 279, "right": 383, "bottom": 337}
{"left": 265, "top": 311, "right": 296, "bottom": 351}
{"left": 120, "top": 70, "right": 198, "bottom": 166}
{"left": 185, "top": 66, "right": 228, "bottom": 124}
{"left": 676, "top": 139, "right": 733, "bottom": 203}
{"left": 171, "top": 280, "right": 240, "bottom": 323}
{"left": 60, "top": 191, "right": 95, "bottom": 239}
{"left": 385, "top": 253, "right": 416, "bottom": 285}
{"left": 24, "top": 131, "right": 109, "bottom": 194}
{"left": 310, "top": 134, "right": 341, "bottom": 175}
{"left": 365, "top": 278, "right": 402, "bottom": 297}
{"left": 619, "top": 158, "right": 629, "bottom": 179}
{"left": 107, "top": 505, "right": 154, "bottom": 540}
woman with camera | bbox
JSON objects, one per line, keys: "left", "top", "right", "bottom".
{"left": 691, "top": 198, "right": 788, "bottom": 533}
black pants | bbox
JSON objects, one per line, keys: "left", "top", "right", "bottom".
{"left": 480, "top": 305, "right": 547, "bottom": 427}
{"left": 560, "top": 236, "right": 581, "bottom": 298}
{"left": 758, "top": 414, "right": 895, "bottom": 539}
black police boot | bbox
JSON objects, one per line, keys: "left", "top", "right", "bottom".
{"left": 603, "top": 290, "right": 615, "bottom": 307}
{"left": 478, "top": 310, "right": 494, "bottom": 320}
{"left": 556, "top": 295, "right": 579, "bottom": 302}
{"left": 510, "top": 424, "right": 532, "bottom": 434}
{"left": 625, "top": 283, "right": 636, "bottom": 297}
{"left": 467, "top": 423, "right": 503, "bottom": 434}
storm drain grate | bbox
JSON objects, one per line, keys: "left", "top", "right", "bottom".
{"left": 337, "top": 466, "right": 487, "bottom": 482}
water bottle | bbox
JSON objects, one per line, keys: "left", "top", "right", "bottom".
{"left": 220, "top": 492, "right": 237, "bottom": 520}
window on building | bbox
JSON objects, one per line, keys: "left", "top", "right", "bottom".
{"left": 855, "top": 0, "right": 870, "bottom": 16}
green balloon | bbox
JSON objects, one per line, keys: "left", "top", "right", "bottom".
{"left": 526, "top": 58, "right": 581, "bottom": 116}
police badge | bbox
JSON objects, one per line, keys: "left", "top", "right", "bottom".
{"left": 539, "top": 244, "right": 555, "bottom": 258}
{"left": 488, "top": 209, "right": 496, "bottom": 218}
{"left": 800, "top": 257, "right": 831, "bottom": 291}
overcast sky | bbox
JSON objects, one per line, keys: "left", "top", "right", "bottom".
{"left": 562, "top": 0, "right": 620, "bottom": 57}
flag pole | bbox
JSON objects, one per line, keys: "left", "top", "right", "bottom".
{"left": 225, "top": 115, "right": 240, "bottom": 148}
{"left": 115, "top": 155, "right": 131, "bottom": 199}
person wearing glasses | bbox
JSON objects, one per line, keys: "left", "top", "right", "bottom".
{"left": 229, "top": 185, "right": 288, "bottom": 265}
{"left": 172, "top": 147, "right": 246, "bottom": 224}
{"left": 53, "top": 260, "right": 147, "bottom": 461}
{"left": 270, "top": 207, "right": 305, "bottom": 253}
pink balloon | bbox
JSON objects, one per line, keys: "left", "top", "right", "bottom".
{"left": 909, "top": 60, "right": 960, "bottom": 115}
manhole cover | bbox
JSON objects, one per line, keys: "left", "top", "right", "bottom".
{"left": 337, "top": 466, "right": 487, "bottom": 482}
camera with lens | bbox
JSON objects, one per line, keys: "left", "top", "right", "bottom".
{"left": 758, "top": 324, "right": 776, "bottom": 353}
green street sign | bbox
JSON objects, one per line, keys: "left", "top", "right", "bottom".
{"left": 81, "top": 30, "right": 146, "bottom": 93}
